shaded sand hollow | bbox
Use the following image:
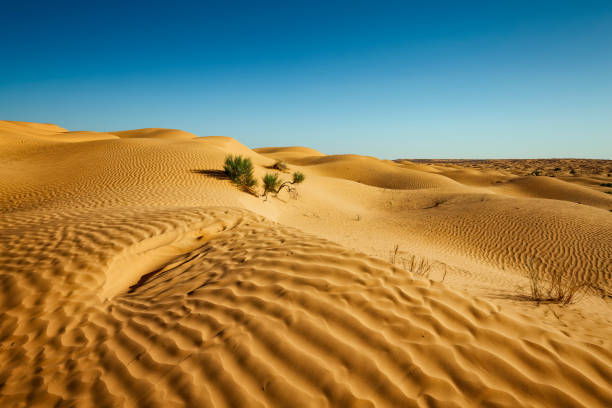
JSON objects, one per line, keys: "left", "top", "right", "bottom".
{"left": 1, "top": 120, "right": 611, "bottom": 407}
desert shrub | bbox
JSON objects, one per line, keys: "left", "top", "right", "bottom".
{"left": 530, "top": 170, "right": 541, "bottom": 176}
{"left": 292, "top": 171, "right": 305, "bottom": 184}
{"left": 605, "top": 191, "right": 612, "bottom": 195}
{"left": 525, "top": 259, "right": 589, "bottom": 305}
{"left": 600, "top": 182, "right": 612, "bottom": 187}
{"left": 273, "top": 161, "right": 289, "bottom": 171}
{"left": 553, "top": 167, "right": 561, "bottom": 171}
{"left": 261, "top": 171, "right": 306, "bottom": 199}
{"left": 570, "top": 168, "right": 576, "bottom": 175}
{"left": 224, "top": 155, "right": 256, "bottom": 189}
{"left": 262, "top": 173, "right": 281, "bottom": 195}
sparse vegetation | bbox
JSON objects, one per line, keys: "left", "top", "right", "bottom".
{"left": 570, "top": 168, "right": 576, "bottom": 175}
{"left": 224, "top": 155, "right": 256, "bottom": 190}
{"left": 553, "top": 167, "right": 561, "bottom": 171}
{"left": 600, "top": 182, "right": 612, "bottom": 187}
{"left": 403, "top": 255, "right": 434, "bottom": 279}
{"left": 262, "top": 173, "right": 281, "bottom": 195}
{"left": 262, "top": 171, "right": 306, "bottom": 199}
{"left": 273, "top": 161, "right": 289, "bottom": 171}
{"left": 292, "top": 171, "right": 305, "bottom": 184}
{"left": 605, "top": 191, "right": 612, "bottom": 195}
{"left": 389, "top": 245, "right": 443, "bottom": 281}
{"left": 390, "top": 244, "right": 400, "bottom": 265}
{"left": 525, "top": 258, "right": 589, "bottom": 305}
{"left": 530, "top": 170, "right": 541, "bottom": 176}
{"left": 222, "top": 156, "right": 305, "bottom": 199}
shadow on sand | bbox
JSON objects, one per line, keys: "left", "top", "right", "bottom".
{"left": 191, "top": 169, "right": 229, "bottom": 180}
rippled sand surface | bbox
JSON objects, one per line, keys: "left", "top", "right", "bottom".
{"left": 1, "top": 121, "right": 611, "bottom": 407}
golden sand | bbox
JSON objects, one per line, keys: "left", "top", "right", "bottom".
{"left": 1, "top": 121, "right": 611, "bottom": 407}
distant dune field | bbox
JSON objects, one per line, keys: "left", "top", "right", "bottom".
{"left": 1, "top": 121, "right": 611, "bottom": 407}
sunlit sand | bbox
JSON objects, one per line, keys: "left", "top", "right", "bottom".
{"left": 1, "top": 120, "right": 611, "bottom": 407}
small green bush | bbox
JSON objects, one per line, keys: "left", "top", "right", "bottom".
{"left": 292, "top": 171, "right": 305, "bottom": 184}
{"left": 261, "top": 171, "right": 306, "bottom": 199}
{"left": 263, "top": 173, "right": 281, "bottom": 194}
{"left": 224, "top": 155, "right": 256, "bottom": 188}
{"left": 600, "top": 183, "right": 612, "bottom": 187}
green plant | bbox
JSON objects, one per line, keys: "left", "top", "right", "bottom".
{"left": 224, "top": 155, "right": 256, "bottom": 189}
{"left": 605, "top": 191, "right": 612, "bottom": 195}
{"left": 570, "top": 168, "right": 576, "bottom": 175}
{"left": 553, "top": 167, "right": 561, "bottom": 172}
{"left": 292, "top": 171, "right": 305, "bottom": 184}
{"left": 600, "top": 183, "right": 612, "bottom": 187}
{"left": 261, "top": 171, "right": 306, "bottom": 199}
{"left": 262, "top": 173, "right": 281, "bottom": 195}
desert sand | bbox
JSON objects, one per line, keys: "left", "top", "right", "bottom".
{"left": 1, "top": 120, "right": 611, "bottom": 407}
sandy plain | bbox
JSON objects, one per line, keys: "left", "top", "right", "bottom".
{"left": 1, "top": 120, "right": 611, "bottom": 407}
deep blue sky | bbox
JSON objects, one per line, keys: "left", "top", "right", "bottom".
{"left": 1, "top": 1, "right": 611, "bottom": 158}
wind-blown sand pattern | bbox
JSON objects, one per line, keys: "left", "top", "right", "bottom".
{"left": 1, "top": 121, "right": 611, "bottom": 407}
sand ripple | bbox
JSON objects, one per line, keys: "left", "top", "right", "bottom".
{"left": 1, "top": 207, "right": 611, "bottom": 407}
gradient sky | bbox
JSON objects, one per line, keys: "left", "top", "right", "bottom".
{"left": 1, "top": 1, "right": 611, "bottom": 158}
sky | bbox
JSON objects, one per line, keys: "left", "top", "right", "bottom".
{"left": 1, "top": 0, "right": 611, "bottom": 158}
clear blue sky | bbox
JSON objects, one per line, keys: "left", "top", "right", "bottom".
{"left": 1, "top": 1, "right": 611, "bottom": 158}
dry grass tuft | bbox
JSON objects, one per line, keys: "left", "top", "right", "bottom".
{"left": 525, "top": 258, "right": 593, "bottom": 305}
{"left": 389, "top": 245, "right": 436, "bottom": 279}
{"left": 273, "top": 161, "right": 289, "bottom": 171}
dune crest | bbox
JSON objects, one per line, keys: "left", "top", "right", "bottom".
{"left": 112, "top": 128, "right": 198, "bottom": 140}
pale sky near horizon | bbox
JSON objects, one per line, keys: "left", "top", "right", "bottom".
{"left": 1, "top": 1, "right": 611, "bottom": 159}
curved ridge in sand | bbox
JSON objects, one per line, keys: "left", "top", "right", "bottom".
{"left": 112, "top": 128, "right": 198, "bottom": 140}
{"left": 257, "top": 152, "right": 460, "bottom": 190}
{"left": 0, "top": 120, "right": 68, "bottom": 135}
{"left": 496, "top": 176, "right": 612, "bottom": 209}
{"left": 254, "top": 146, "right": 326, "bottom": 156}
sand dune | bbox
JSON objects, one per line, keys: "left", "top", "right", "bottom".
{"left": 255, "top": 152, "right": 461, "bottom": 190}
{"left": 0, "top": 120, "right": 68, "bottom": 137}
{"left": 495, "top": 176, "right": 612, "bottom": 209}
{"left": 1, "top": 122, "right": 611, "bottom": 407}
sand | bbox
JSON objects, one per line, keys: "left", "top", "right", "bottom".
{"left": 1, "top": 120, "right": 611, "bottom": 407}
